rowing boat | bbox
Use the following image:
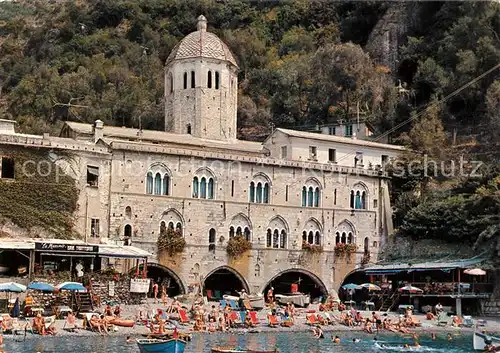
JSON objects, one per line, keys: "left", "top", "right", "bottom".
{"left": 211, "top": 347, "right": 279, "bottom": 353}
{"left": 473, "top": 330, "right": 500, "bottom": 350}
{"left": 137, "top": 338, "right": 187, "bottom": 353}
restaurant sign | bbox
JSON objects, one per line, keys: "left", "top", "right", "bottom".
{"left": 35, "top": 242, "right": 98, "bottom": 253}
{"left": 130, "top": 278, "right": 151, "bottom": 293}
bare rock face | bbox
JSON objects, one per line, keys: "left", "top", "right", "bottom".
{"left": 365, "top": 3, "right": 421, "bottom": 74}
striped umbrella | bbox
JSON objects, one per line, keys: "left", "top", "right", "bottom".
{"left": 360, "top": 283, "right": 381, "bottom": 291}
{"left": 398, "top": 285, "right": 423, "bottom": 293}
{"left": 342, "top": 283, "right": 361, "bottom": 290}
{"left": 0, "top": 282, "right": 27, "bottom": 293}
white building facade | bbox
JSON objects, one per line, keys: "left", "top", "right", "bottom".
{"left": 0, "top": 16, "right": 403, "bottom": 296}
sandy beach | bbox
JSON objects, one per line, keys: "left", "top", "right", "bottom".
{"left": 4, "top": 299, "right": 498, "bottom": 340}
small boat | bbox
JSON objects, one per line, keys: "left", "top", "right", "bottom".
{"left": 142, "top": 332, "right": 192, "bottom": 341}
{"left": 248, "top": 295, "right": 265, "bottom": 310}
{"left": 137, "top": 338, "right": 187, "bottom": 353}
{"left": 274, "top": 293, "right": 310, "bottom": 307}
{"left": 211, "top": 347, "right": 279, "bottom": 353}
{"left": 473, "top": 330, "right": 500, "bottom": 350}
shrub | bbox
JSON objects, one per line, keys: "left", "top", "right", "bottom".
{"left": 157, "top": 227, "right": 186, "bottom": 256}
{"left": 302, "top": 241, "right": 323, "bottom": 253}
{"left": 226, "top": 235, "right": 252, "bottom": 257}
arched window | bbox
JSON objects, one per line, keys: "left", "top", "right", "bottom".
{"left": 254, "top": 264, "right": 260, "bottom": 277}
{"left": 183, "top": 72, "right": 188, "bottom": 89}
{"left": 160, "top": 208, "right": 184, "bottom": 238}
{"left": 249, "top": 174, "right": 271, "bottom": 204}
{"left": 263, "top": 184, "right": 269, "bottom": 203}
{"left": 256, "top": 183, "right": 262, "bottom": 203}
{"left": 200, "top": 177, "right": 207, "bottom": 198}
{"left": 176, "top": 222, "right": 182, "bottom": 233}
{"left": 168, "top": 73, "right": 173, "bottom": 94}
{"left": 236, "top": 226, "right": 242, "bottom": 236}
{"left": 154, "top": 173, "right": 162, "bottom": 195}
{"left": 244, "top": 227, "right": 251, "bottom": 241}
{"left": 186, "top": 124, "right": 192, "bottom": 134}
{"left": 302, "top": 179, "right": 322, "bottom": 208}
{"left": 124, "top": 224, "right": 132, "bottom": 237}
{"left": 146, "top": 164, "right": 172, "bottom": 196}
{"left": 267, "top": 216, "right": 288, "bottom": 249}
{"left": 209, "top": 228, "right": 216, "bottom": 252}
{"left": 348, "top": 232, "right": 354, "bottom": 244}
{"left": 351, "top": 183, "right": 368, "bottom": 210}
{"left": 167, "top": 222, "right": 174, "bottom": 230}
{"left": 229, "top": 213, "right": 252, "bottom": 242}
{"left": 335, "top": 232, "right": 340, "bottom": 244}
{"left": 341, "top": 232, "right": 347, "bottom": 244}
{"left": 192, "top": 177, "right": 199, "bottom": 198}
{"left": 249, "top": 182, "right": 255, "bottom": 202}
{"left": 303, "top": 218, "right": 322, "bottom": 246}
{"left": 364, "top": 237, "right": 369, "bottom": 252}
{"left": 160, "top": 221, "right": 166, "bottom": 234}
{"left": 207, "top": 178, "right": 214, "bottom": 199}
{"left": 207, "top": 71, "right": 212, "bottom": 88}
{"left": 336, "top": 220, "right": 355, "bottom": 245}
{"left": 146, "top": 172, "right": 153, "bottom": 194}
{"left": 125, "top": 206, "right": 132, "bottom": 218}
{"left": 373, "top": 241, "right": 378, "bottom": 248}
{"left": 191, "top": 70, "right": 195, "bottom": 88}
{"left": 229, "top": 226, "right": 235, "bottom": 238}
{"left": 192, "top": 168, "right": 216, "bottom": 200}
{"left": 215, "top": 71, "right": 220, "bottom": 89}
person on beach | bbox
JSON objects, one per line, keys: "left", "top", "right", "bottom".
{"left": 126, "top": 336, "right": 134, "bottom": 343}
{"left": 104, "top": 305, "right": 112, "bottom": 316}
{"left": 153, "top": 282, "right": 159, "bottom": 303}
{"left": 33, "top": 314, "right": 45, "bottom": 335}
{"left": 114, "top": 305, "right": 121, "bottom": 317}
{"left": 267, "top": 287, "right": 274, "bottom": 304}
{"left": 447, "top": 333, "right": 453, "bottom": 341}
{"left": 161, "top": 286, "right": 167, "bottom": 306}
{"left": 312, "top": 326, "right": 324, "bottom": 339}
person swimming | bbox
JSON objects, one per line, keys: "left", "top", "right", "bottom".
{"left": 431, "top": 333, "right": 436, "bottom": 340}
{"left": 353, "top": 338, "right": 360, "bottom": 343}
{"left": 126, "top": 336, "right": 134, "bottom": 343}
{"left": 448, "top": 333, "right": 453, "bottom": 341}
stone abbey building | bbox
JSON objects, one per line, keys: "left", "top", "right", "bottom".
{"left": 0, "top": 16, "right": 403, "bottom": 298}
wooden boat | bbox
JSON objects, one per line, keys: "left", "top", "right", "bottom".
{"left": 211, "top": 347, "right": 279, "bottom": 353}
{"left": 109, "top": 318, "right": 135, "bottom": 327}
{"left": 248, "top": 295, "right": 265, "bottom": 310}
{"left": 137, "top": 338, "right": 187, "bottom": 353}
{"left": 274, "top": 293, "right": 310, "bottom": 307}
{"left": 142, "top": 332, "right": 192, "bottom": 341}
{"left": 473, "top": 330, "right": 500, "bottom": 350}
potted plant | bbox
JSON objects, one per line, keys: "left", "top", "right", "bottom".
{"left": 226, "top": 235, "right": 252, "bottom": 257}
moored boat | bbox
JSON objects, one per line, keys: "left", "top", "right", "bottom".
{"left": 137, "top": 338, "right": 187, "bottom": 353}
{"left": 248, "top": 295, "right": 265, "bottom": 310}
{"left": 473, "top": 330, "right": 500, "bottom": 350}
{"left": 211, "top": 347, "right": 279, "bottom": 353}
{"left": 274, "top": 293, "right": 310, "bottom": 307}
{"left": 109, "top": 318, "right": 135, "bottom": 327}
{"left": 142, "top": 332, "right": 192, "bottom": 341}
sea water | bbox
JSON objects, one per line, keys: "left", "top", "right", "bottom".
{"left": 1, "top": 331, "right": 476, "bottom": 353}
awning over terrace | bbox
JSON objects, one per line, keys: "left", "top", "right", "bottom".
{"left": 363, "top": 256, "right": 486, "bottom": 275}
{"left": 98, "top": 244, "right": 151, "bottom": 259}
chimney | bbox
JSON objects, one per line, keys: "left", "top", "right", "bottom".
{"left": 93, "top": 120, "right": 104, "bottom": 142}
{"left": 0, "top": 119, "right": 17, "bottom": 135}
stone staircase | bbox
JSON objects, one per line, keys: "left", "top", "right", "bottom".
{"left": 74, "top": 291, "right": 93, "bottom": 312}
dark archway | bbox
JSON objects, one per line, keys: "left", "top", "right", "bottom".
{"left": 203, "top": 266, "right": 249, "bottom": 297}
{"left": 133, "top": 263, "right": 186, "bottom": 297}
{"left": 263, "top": 269, "right": 328, "bottom": 301}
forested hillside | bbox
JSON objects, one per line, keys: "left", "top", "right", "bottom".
{"left": 0, "top": 0, "right": 498, "bottom": 259}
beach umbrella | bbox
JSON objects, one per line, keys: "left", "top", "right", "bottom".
{"left": 28, "top": 282, "right": 55, "bottom": 292}
{"left": 56, "top": 282, "right": 86, "bottom": 291}
{"left": 0, "top": 282, "right": 27, "bottom": 293}
{"left": 398, "top": 285, "right": 423, "bottom": 293}
{"left": 342, "top": 283, "right": 361, "bottom": 290}
{"left": 360, "top": 283, "right": 381, "bottom": 291}
{"left": 464, "top": 268, "right": 486, "bottom": 276}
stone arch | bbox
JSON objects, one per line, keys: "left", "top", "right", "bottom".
{"left": 262, "top": 268, "right": 328, "bottom": 300}
{"left": 132, "top": 262, "right": 187, "bottom": 296}
{"left": 267, "top": 215, "right": 289, "bottom": 233}
{"left": 203, "top": 265, "right": 250, "bottom": 295}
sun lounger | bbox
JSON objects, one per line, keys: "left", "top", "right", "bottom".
{"left": 230, "top": 311, "right": 242, "bottom": 327}
{"left": 306, "top": 313, "right": 318, "bottom": 325}
{"left": 220, "top": 300, "right": 227, "bottom": 309}
{"left": 267, "top": 314, "right": 279, "bottom": 327}
{"left": 437, "top": 312, "right": 449, "bottom": 326}
{"left": 239, "top": 311, "right": 246, "bottom": 324}
{"left": 228, "top": 300, "right": 239, "bottom": 310}
{"left": 178, "top": 309, "right": 190, "bottom": 324}
{"left": 214, "top": 290, "right": 222, "bottom": 300}
{"left": 243, "top": 300, "right": 252, "bottom": 310}
{"left": 249, "top": 311, "right": 259, "bottom": 325}
{"left": 463, "top": 316, "right": 474, "bottom": 327}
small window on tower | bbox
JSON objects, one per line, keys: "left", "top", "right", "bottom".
{"left": 187, "top": 124, "right": 192, "bottom": 134}
{"left": 183, "top": 72, "right": 187, "bottom": 89}
{"left": 215, "top": 72, "right": 220, "bottom": 89}
{"left": 86, "top": 166, "right": 99, "bottom": 187}
{"left": 169, "top": 73, "right": 173, "bottom": 94}
{"left": 207, "top": 71, "right": 212, "bottom": 88}
{"left": 191, "top": 71, "right": 195, "bottom": 88}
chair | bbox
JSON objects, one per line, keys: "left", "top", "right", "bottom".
{"left": 228, "top": 300, "right": 239, "bottom": 310}
{"left": 462, "top": 316, "right": 474, "bottom": 328}
{"left": 219, "top": 300, "right": 227, "bottom": 309}
{"left": 214, "top": 290, "right": 222, "bottom": 300}
{"left": 437, "top": 312, "right": 449, "bottom": 326}
{"left": 239, "top": 311, "right": 246, "bottom": 324}
{"left": 267, "top": 314, "right": 279, "bottom": 327}
{"left": 63, "top": 315, "right": 77, "bottom": 332}
{"left": 306, "top": 313, "right": 318, "bottom": 325}
{"left": 178, "top": 309, "right": 190, "bottom": 324}
{"left": 230, "top": 311, "right": 242, "bottom": 327}
{"left": 243, "top": 300, "right": 252, "bottom": 310}
{"left": 249, "top": 311, "right": 259, "bottom": 326}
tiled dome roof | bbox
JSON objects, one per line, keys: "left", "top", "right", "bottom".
{"left": 165, "top": 15, "right": 238, "bottom": 68}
